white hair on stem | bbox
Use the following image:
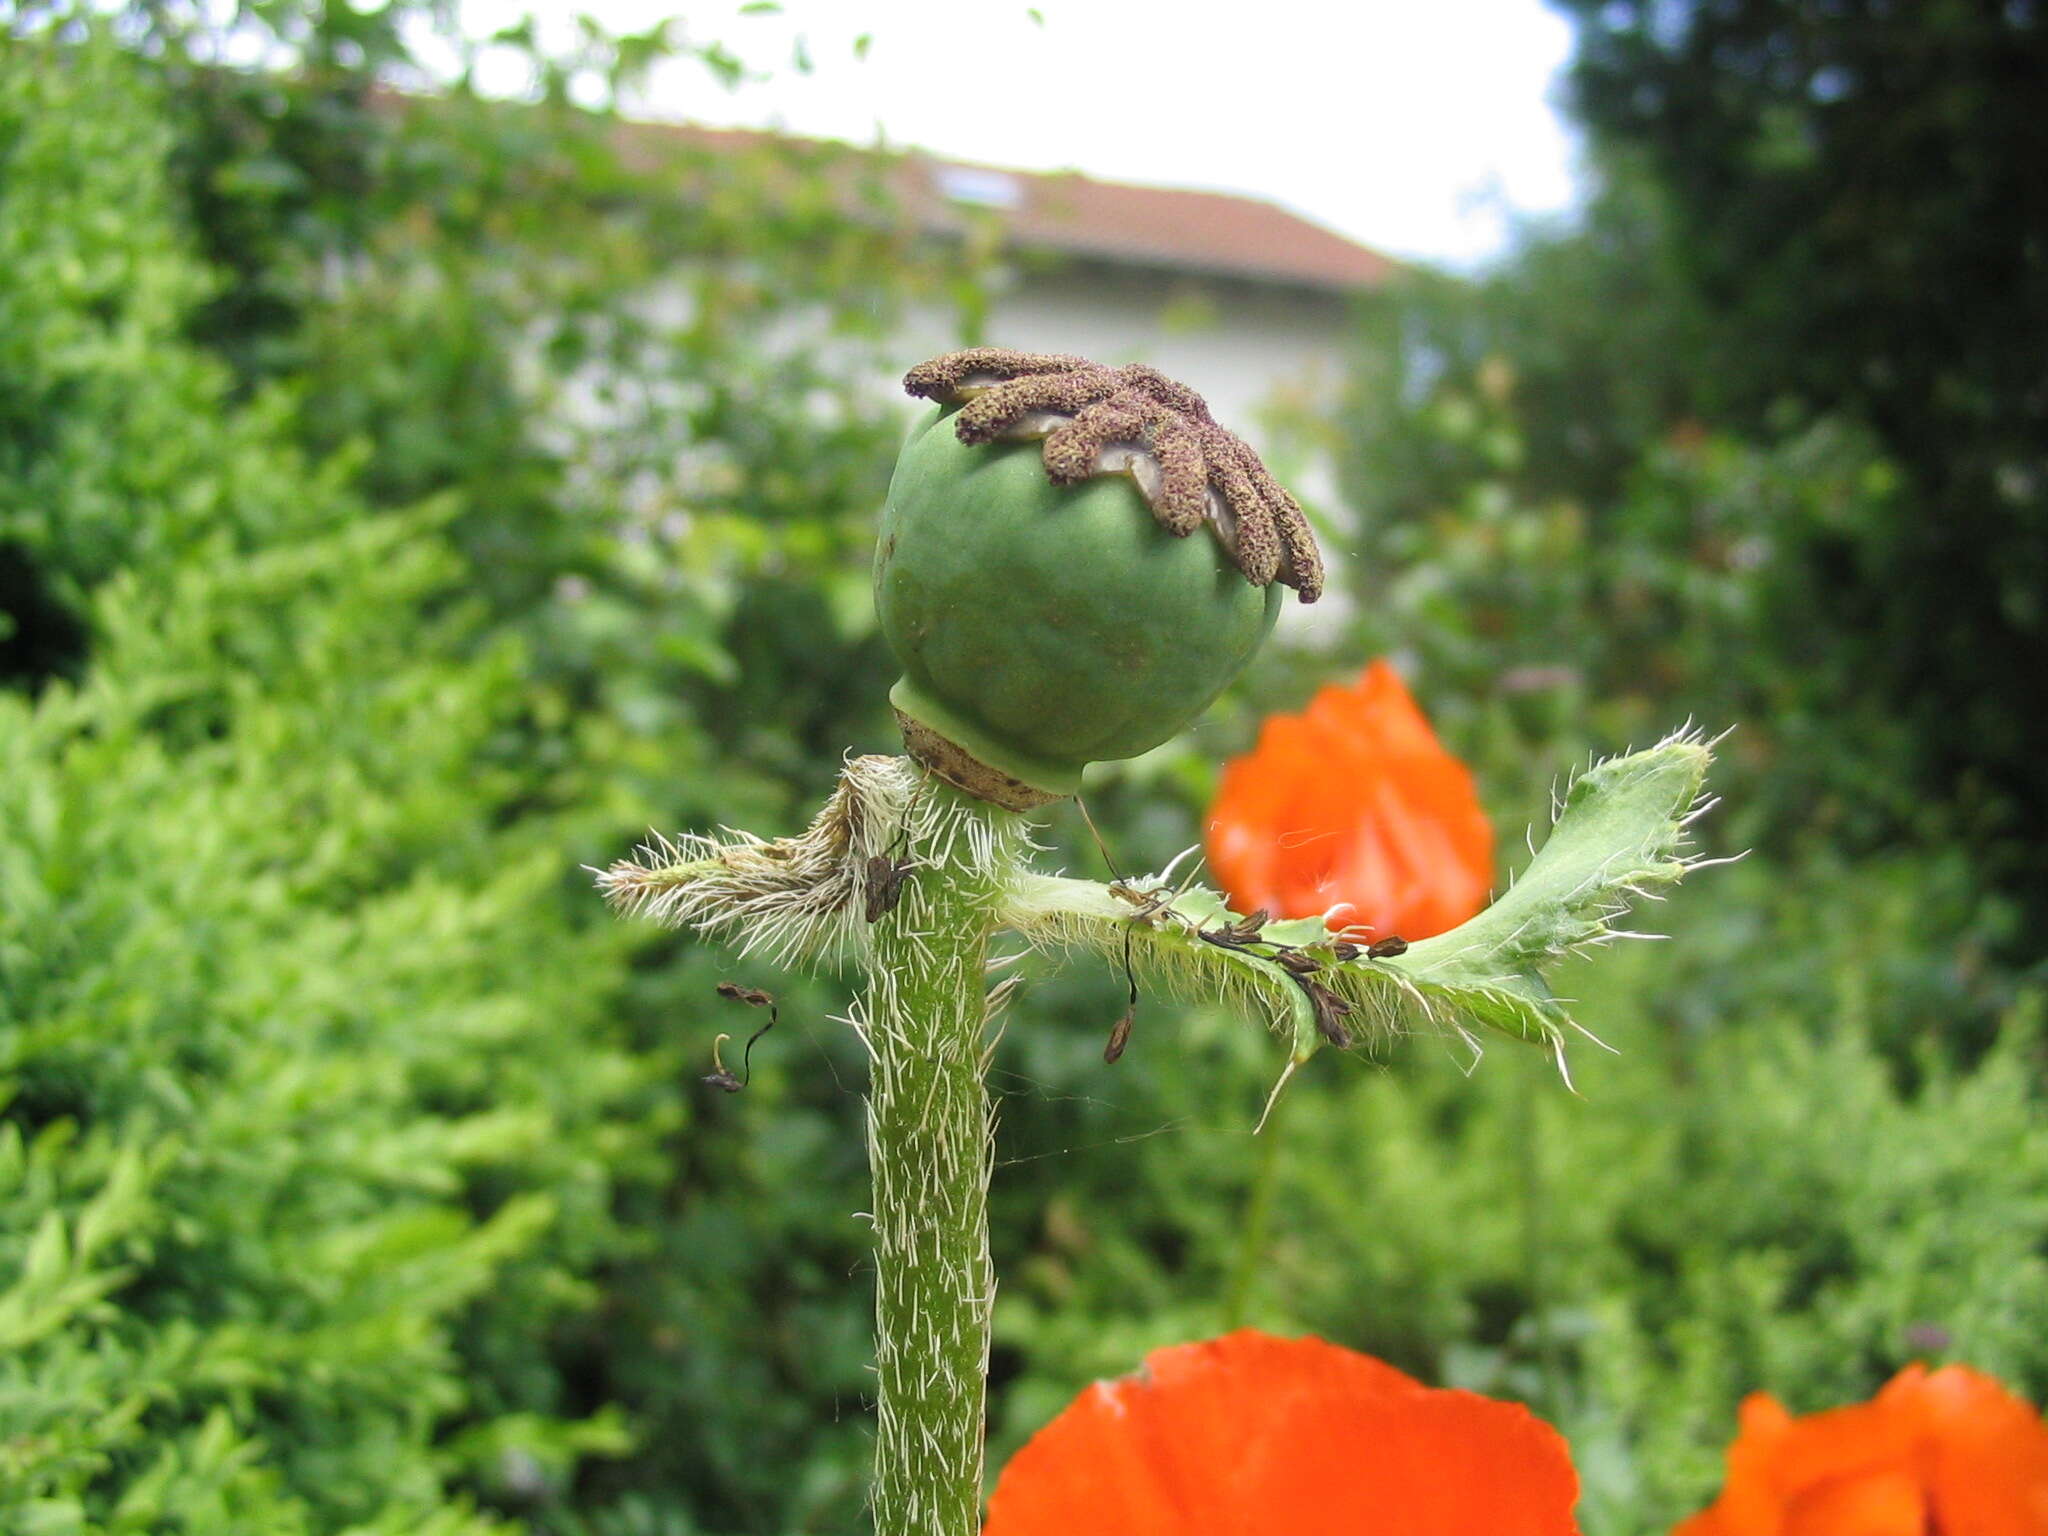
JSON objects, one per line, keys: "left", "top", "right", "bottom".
{"left": 594, "top": 753, "right": 1033, "bottom": 972}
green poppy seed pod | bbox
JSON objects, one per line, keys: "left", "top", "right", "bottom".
{"left": 876, "top": 349, "right": 1325, "bottom": 810}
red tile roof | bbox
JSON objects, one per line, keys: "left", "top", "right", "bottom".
{"left": 910, "top": 157, "right": 1398, "bottom": 292}
{"left": 664, "top": 124, "right": 1397, "bottom": 293}
{"left": 371, "top": 89, "right": 1398, "bottom": 293}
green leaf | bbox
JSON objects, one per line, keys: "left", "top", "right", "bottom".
{"left": 1001, "top": 728, "right": 1720, "bottom": 1100}
{"left": 1374, "top": 726, "right": 1720, "bottom": 1072}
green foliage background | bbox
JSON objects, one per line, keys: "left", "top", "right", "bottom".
{"left": 1, "top": 5, "right": 2043, "bottom": 1534}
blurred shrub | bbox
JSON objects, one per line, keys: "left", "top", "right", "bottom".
{"left": 1554, "top": 0, "right": 2048, "bottom": 917}
{"left": 0, "top": 35, "right": 656, "bottom": 1531}
{"left": 0, "top": 19, "right": 942, "bottom": 1533}
{"left": 1328, "top": 210, "right": 1943, "bottom": 859}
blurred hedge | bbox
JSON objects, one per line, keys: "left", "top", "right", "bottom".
{"left": 0, "top": 21, "right": 921, "bottom": 1532}
{"left": 1554, "top": 0, "right": 2048, "bottom": 917}
{"left": 0, "top": 35, "right": 652, "bottom": 1532}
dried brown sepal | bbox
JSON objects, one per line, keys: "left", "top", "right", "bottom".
{"left": 1300, "top": 977, "right": 1356, "bottom": 1049}
{"left": 902, "top": 348, "right": 1324, "bottom": 602}
{"left": 894, "top": 707, "right": 1067, "bottom": 812}
{"left": 706, "top": 985, "right": 779, "bottom": 1093}
{"left": 1366, "top": 936, "right": 1409, "bottom": 959}
{"left": 1102, "top": 1008, "right": 1136, "bottom": 1064}
{"left": 1211, "top": 907, "right": 1271, "bottom": 945}
{"left": 702, "top": 1029, "right": 749, "bottom": 1093}
{"left": 863, "top": 853, "right": 914, "bottom": 923}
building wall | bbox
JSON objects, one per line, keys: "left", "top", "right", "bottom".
{"left": 906, "top": 259, "right": 1349, "bottom": 474}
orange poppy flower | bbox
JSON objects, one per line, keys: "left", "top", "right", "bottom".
{"left": 1674, "top": 1363, "right": 2048, "bottom": 1536}
{"left": 1205, "top": 661, "right": 1493, "bottom": 941}
{"left": 985, "top": 1329, "right": 1581, "bottom": 1536}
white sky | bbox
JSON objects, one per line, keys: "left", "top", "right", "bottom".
{"left": 454, "top": 0, "right": 1585, "bottom": 269}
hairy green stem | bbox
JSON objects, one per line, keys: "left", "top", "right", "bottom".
{"left": 1518, "top": 1062, "right": 1566, "bottom": 1415}
{"left": 1221, "top": 1084, "right": 1290, "bottom": 1329}
{"left": 863, "top": 783, "right": 1016, "bottom": 1536}
{"left": 598, "top": 734, "right": 1717, "bottom": 1528}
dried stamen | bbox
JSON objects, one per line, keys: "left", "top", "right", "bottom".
{"left": 705, "top": 982, "right": 779, "bottom": 1091}
{"left": 1300, "top": 977, "right": 1355, "bottom": 1049}
{"left": 1104, "top": 921, "right": 1142, "bottom": 1064}
{"left": 902, "top": 348, "right": 1324, "bottom": 601}
{"left": 863, "top": 853, "right": 913, "bottom": 922}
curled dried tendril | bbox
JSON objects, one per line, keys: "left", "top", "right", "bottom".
{"left": 903, "top": 348, "right": 1324, "bottom": 602}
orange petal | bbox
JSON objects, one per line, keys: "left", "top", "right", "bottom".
{"left": 1780, "top": 1468, "right": 1926, "bottom": 1536}
{"left": 1669, "top": 1505, "right": 1731, "bottom": 1536}
{"left": 1673, "top": 1365, "right": 2048, "bottom": 1536}
{"left": 1908, "top": 1365, "right": 2048, "bottom": 1535}
{"left": 1753, "top": 1397, "right": 1920, "bottom": 1499}
{"left": 1205, "top": 661, "right": 1493, "bottom": 939}
{"left": 1207, "top": 713, "right": 1323, "bottom": 916}
{"left": 985, "top": 1330, "right": 1581, "bottom": 1536}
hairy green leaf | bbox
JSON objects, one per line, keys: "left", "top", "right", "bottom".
{"left": 1002, "top": 728, "right": 1720, "bottom": 1098}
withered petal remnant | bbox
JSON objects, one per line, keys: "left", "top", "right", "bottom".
{"left": 902, "top": 348, "right": 1324, "bottom": 602}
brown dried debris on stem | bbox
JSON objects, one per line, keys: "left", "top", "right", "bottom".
{"left": 594, "top": 754, "right": 920, "bottom": 969}
{"left": 902, "top": 347, "right": 1324, "bottom": 601}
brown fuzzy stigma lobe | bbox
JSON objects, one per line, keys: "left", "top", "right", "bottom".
{"left": 902, "top": 348, "right": 1324, "bottom": 602}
